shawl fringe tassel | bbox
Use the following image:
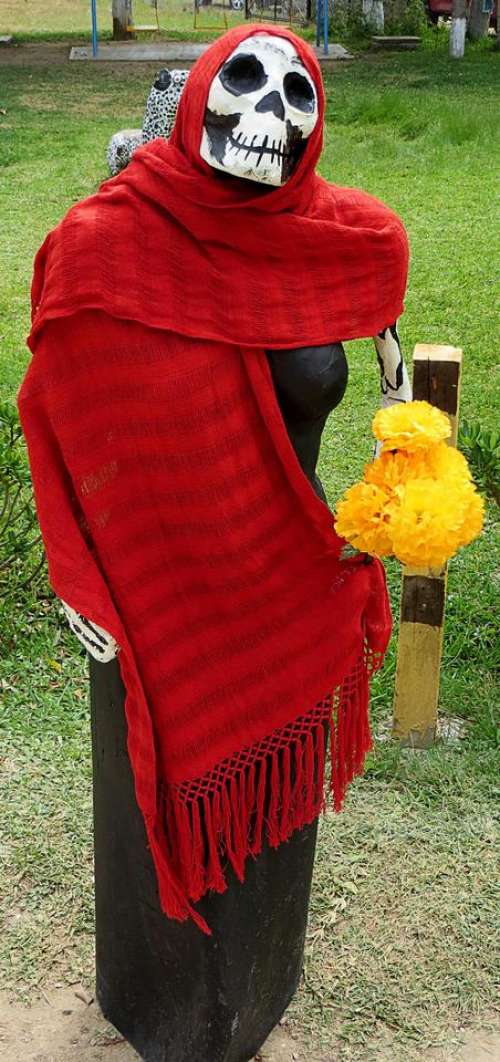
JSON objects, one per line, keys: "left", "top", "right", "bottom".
{"left": 154, "top": 650, "right": 377, "bottom": 934}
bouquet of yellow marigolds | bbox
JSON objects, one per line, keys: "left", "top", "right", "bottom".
{"left": 335, "top": 401, "right": 484, "bottom": 570}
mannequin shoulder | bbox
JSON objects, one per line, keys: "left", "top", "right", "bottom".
{"left": 314, "top": 177, "right": 408, "bottom": 234}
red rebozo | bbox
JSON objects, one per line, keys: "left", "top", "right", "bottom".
{"left": 21, "top": 25, "right": 400, "bottom": 932}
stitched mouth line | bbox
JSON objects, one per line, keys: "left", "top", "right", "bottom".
{"left": 228, "top": 133, "right": 288, "bottom": 164}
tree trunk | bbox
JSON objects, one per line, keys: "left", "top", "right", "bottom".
{"left": 450, "top": 0, "right": 467, "bottom": 56}
{"left": 363, "top": 0, "right": 385, "bottom": 32}
{"left": 112, "top": 0, "right": 134, "bottom": 40}
{"left": 467, "top": 0, "right": 490, "bottom": 39}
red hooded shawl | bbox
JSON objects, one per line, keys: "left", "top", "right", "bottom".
{"left": 20, "top": 25, "right": 404, "bottom": 932}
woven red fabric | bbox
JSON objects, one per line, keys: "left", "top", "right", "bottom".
{"left": 29, "top": 26, "right": 408, "bottom": 350}
{"left": 20, "top": 26, "right": 399, "bottom": 932}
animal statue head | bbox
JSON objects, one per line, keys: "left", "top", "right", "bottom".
{"left": 142, "top": 67, "right": 190, "bottom": 144}
{"left": 199, "top": 33, "right": 319, "bottom": 187}
{"left": 106, "top": 67, "right": 189, "bottom": 176}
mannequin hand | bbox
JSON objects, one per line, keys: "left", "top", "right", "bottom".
{"left": 374, "top": 323, "right": 412, "bottom": 408}
{"left": 61, "top": 601, "right": 119, "bottom": 662}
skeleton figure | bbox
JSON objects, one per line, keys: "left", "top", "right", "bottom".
{"left": 200, "top": 34, "right": 318, "bottom": 187}
{"left": 63, "top": 31, "right": 410, "bottom": 662}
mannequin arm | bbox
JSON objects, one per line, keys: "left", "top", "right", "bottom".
{"left": 374, "top": 321, "right": 412, "bottom": 408}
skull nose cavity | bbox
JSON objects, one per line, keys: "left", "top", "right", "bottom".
{"left": 255, "top": 91, "right": 285, "bottom": 121}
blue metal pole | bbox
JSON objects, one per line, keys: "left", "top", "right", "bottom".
{"left": 323, "top": 0, "right": 329, "bottom": 55}
{"left": 91, "top": 0, "right": 98, "bottom": 58}
{"left": 316, "top": 0, "right": 321, "bottom": 48}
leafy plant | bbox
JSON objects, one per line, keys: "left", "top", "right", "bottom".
{"left": 385, "top": 0, "right": 427, "bottom": 35}
{"left": 0, "top": 401, "right": 45, "bottom": 599}
{"left": 337, "top": 1, "right": 370, "bottom": 41}
{"left": 459, "top": 420, "right": 500, "bottom": 505}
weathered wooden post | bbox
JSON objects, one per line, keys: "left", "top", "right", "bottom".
{"left": 392, "top": 344, "right": 462, "bottom": 748}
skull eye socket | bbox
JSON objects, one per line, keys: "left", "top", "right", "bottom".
{"left": 283, "top": 71, "right": 315, "bottom": 114}
{"left": 220, "top": 54, "right": 268, "bottom": 97}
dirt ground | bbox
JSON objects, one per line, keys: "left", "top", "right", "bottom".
{"left": 1, "top": 988, "right": 499, "bottom": 1062}
{"left": 0, "top": 42, "right": 73, "bottom": 65}
{"left": 0, "top": 989, "right": 318, "bottom": 1062}
{"left": 0, "top": 41, "right": 197, "bottom": 68}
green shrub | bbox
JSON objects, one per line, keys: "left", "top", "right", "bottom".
{"left": 385, "top": 0, "right": 427, "bottom": 35}
{"left": 0, "top": 401, "right": 45, "bottom": 603}
{"left": 335, "top": 1, "right": 369, "bottom": 41}
{"left": 326, "top": 0, "right": 427, "bottom": 37}
{"left": 459, "top": 420, "right": 500, "bottom": 505}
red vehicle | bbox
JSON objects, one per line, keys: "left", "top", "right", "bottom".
{"left": 426, "top": 0, "right": 496, "bottom": 25}
{"left": 425, "top": 0, "right": 452, "bottom": 20}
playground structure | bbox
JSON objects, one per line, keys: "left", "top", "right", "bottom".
{"left": 90, "top": 0, "right": 332, "bottom": 57}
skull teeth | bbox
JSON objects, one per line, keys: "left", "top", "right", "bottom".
{"left": 229, "top": 133, "right": 286, "bottom": 164}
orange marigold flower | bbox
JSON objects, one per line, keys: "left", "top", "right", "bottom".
{"left": 373, "top": 401, "right": 451, "bottom": 454}
{"left": 335, "top": 481, "right": 394, "bottom": 557}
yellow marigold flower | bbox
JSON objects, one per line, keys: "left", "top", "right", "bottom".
{"left": 389, "top": 479, "right": 483, "bottom": 568}
{"left": 335, "top": 481, "right": 394, "bottom": 557}
{"left": 365, "top": 442, "right": 472, "bottom": 494}
{"left": 424, "top": 440, "right": 472, "bottom": 483}
{"left": 373, "top": 401, "right": 451, "bottom": 454}
{"left": 337, "top": 412, "right": 483, "bottom": 567}
{"left": 459, "top": 489, "right": 485, "bottom": 546}
{"left": 365, "top": 449, "right": 428, "bottom": 491}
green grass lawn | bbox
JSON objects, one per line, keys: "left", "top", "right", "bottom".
{"left": 1, "top": 34, "right": 499, "bottom": 1061}
{"left": 1, "top": 0, "right": 244, "bottom": 41}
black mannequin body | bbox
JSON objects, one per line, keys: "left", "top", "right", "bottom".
{"left": 90, "top": 342, "right": 347, "bottom": 1062}
{"left": 268, "top": 342, "right": 347, "bottom": 499}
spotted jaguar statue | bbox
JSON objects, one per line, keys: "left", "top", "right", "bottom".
{"left": 106, "top": 67, "right": 189, "bottom": 176}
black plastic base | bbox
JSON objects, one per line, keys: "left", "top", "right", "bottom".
{"left": 88, "top": 344, "right": 343, "bottom": 1061}
{"left": 90, "top": 657, "right": 319, "bottom": 1062}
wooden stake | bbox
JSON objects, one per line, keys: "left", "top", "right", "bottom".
{"left": 392, "top": 344, "right": 462, "bottom": 747}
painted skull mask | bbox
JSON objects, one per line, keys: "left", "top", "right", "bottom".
{"left": 200, "top": 33, "right": 319, "bottom": 187}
